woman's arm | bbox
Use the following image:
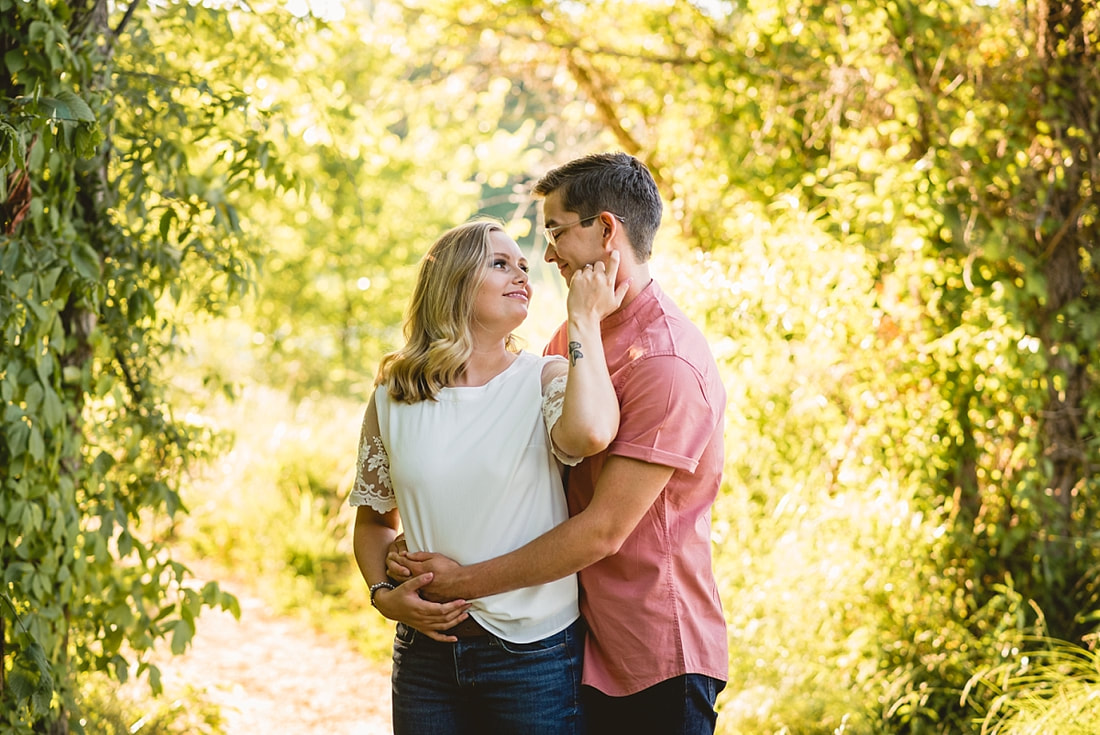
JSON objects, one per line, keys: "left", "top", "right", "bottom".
{"left": 352, "top": 506, "right": 469, "bottom": 641}
{"left": 549, "top": 250, "right": 628, "bottom": 459}
{"left": 349, "top": 394, "right": 470, "bottom": 640}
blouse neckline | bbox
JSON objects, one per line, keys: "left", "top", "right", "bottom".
{"left": 440, "top": 352, "right": 530, "bottom": 397}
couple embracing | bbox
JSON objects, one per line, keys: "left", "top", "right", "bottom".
{"left": 349, "top": 152, "right": 728, "bottom": 735}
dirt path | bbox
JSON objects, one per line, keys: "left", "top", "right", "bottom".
{"left": 152, "top": 577, "right": 393, "bottom": 734}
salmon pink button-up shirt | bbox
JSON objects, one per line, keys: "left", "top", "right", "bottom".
{"left": 546, "top": 280, "right": 729, "bottom": 696}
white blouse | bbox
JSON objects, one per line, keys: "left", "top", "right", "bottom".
{"left": 350, "top": 351, "right": 580, "bottom": 643}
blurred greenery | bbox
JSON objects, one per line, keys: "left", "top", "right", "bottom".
{"left": 4, "top": 0, "right": 1099, "bottom": 733}
{"left": 75, "top": 673, "right": 225, "bottom": 735}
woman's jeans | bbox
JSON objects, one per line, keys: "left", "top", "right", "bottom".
{"left": 391, "top": 619, "right": 585, "bottom": 735}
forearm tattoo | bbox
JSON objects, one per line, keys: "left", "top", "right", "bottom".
{"left": 568, "top": 340, "right": 584, "bottom": 366}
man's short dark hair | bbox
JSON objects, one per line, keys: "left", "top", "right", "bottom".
{"left": 534, "top": 152, "right": 662, "bottom": 262}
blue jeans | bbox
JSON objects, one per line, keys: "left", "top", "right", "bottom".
{"left": 391, "top": 619, "right": 585, "bottom": 735}
{"left": 581, "top": 674, "right": 726, "bottom": 735}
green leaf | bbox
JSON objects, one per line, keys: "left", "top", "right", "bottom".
{"left": 169, "top": 618, "right": 194, "bottom": 655}
{"left": 159, "top": 208, "right": 177, "bottom": 240}
{"left": 38, "top": 267, "right": 64, "bottom": 298}
{"left": 28, "top": 425, "right": 45, "bottom": 461}
{"left": 35, "top": 353, "right": 55, "bottom": 387}
{"left": 20, "top": 641, "right": 52, "bottom": 683}
{"left": 23, "top": 381, "right": 43, "bottom": 412}
{"left": 4, "top": 399, "right": 23, "bottom": 422}
{"left": 92, "top": 450, "right": 116, "bottom": 474}
{"left": 8, "top": 670, "right": 36, "bottom": 700}
{"left": 27, "top": 20, "right": 51, "bottom": 43}
{"left": 4, "top": 48, "right": 27, "bottom": 73}
{"left": 147, "top": 664, "right": 163, "bottom": 696}
{"left": 15, "top": 271, "right": 35, "bottom": 296}
{"left": 69, "top": 240, "right": 101, "bottom": 280}
{"left": 41, "top": 386, "right": 64, "bottom": 427}
{"left": 47, "top": 91, "right": 97, "bottom": 123}
{"left": 7, "top": 420, "right": 30, "bottom": 456}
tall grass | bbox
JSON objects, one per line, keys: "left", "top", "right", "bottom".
{"left": 964, "top": 637, "right": 1100, "bottom": 735}
{"left": 76, "top": 673, "right": 225, "bottom": 735}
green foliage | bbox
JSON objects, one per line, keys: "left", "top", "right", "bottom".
{"left": 439, "top": 1, "right": 1098, "bottom": 731}
{"left": 182, "top": 1, "right": 1097, "bottom": 731}
{"left": 965, "top": 636, "right": 1100, "bottom": 735}
{"left": 1, "top": 0, "right": 299, "bottom": 729}
{"left": 169, "top": 379, "right": 394, "bottom": 661}
{"left": 5, "top": 0, "right": 1100, "bottom": 732}
{"left": 0, "top": 597, "right": 52, "bottom": 722}
{"left": 75, "top": 673, "right": 225, "bottom": 735}
{"left": 238, "top": 0, "right": 555, "bottom": 397}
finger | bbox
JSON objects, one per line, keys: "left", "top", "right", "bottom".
{"left": 605, "top": 250, "right": 620, "bottom": 281}
{"left": 399, "top": 572, "right": 435, "bottom": 593}
{"left": 437, "top": 606, "right": 471, "bottom": 624}
{"left": 417, "top": 608, "right": 468, "bottom": 634}
{"left": 385, "top": 555, "right": 412, "bottom": 580}
{"left": 422, "top": 630, "right": 459, "bottom": 643}
{"left": 423, "top": 599, "right": 471, "bottom": 618}
{"left": 439, "top": 600, "right": 472, "bottom": 615}
{"left": 402, "top": 551, "right": 436, "bottom": 562}
{"left": 613, "top": 277, "right": 632, "bottom": 305}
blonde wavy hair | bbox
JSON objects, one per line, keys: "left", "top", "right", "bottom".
{"left": 377, "top": 219, "right": 519, "bottom": 403}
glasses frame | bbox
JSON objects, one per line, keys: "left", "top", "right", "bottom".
{"left": 542, "top": 212, "right": 624, "bottom": 247}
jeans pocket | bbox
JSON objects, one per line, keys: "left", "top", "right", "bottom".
{"left": 497, "top": 639, "right": 565, "bottom": 655}
{"left": 394, "top": 622, "right": 417, "bottom": 645}
{"left": 495, "top": 627, "right": 571, "bottom": 656}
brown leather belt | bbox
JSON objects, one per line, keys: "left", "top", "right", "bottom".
{"left": 443, "top": 616, "right": 489, "bottom": 638}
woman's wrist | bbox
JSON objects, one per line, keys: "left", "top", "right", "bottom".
{"left": 369, "top": 580, "right": 396, "bottom": 608}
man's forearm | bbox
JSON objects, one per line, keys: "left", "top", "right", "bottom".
{"left": 419, "top": 456, "right": 674, "bottom": 602}
{"left": 427, "top": 509, "right": 620, "bottom": 600}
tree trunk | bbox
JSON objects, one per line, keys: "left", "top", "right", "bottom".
{"left": 1034, "top": 0, "right": 1096, "bottom": 561}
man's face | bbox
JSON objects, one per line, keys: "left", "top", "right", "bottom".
{"left": 541, "top": 190, "right": 606, "bottom": 282}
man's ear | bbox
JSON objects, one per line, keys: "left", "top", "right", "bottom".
{"left": 601, "top": 212, "right": 617, "bottom": 244}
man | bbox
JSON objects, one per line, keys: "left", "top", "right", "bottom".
{"left": 394, "top": 152, "right": 728, "bottom": 733}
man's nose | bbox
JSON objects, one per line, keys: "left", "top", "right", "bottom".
{"left": 543, "top": 242, "right": 558, "bottom": 263}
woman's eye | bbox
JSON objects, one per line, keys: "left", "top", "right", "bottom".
{"left": 519, "top": 264, "right": 529, "bottom": 273}
{"left": 492, "top": 259, "right": 507, "bottom": 268}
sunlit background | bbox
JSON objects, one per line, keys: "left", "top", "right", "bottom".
{"left": 3, "top": 0, "right": 1099, "bottom": 733}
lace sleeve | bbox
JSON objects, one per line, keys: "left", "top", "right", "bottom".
{"left": 348, "top": 396, "right": 397, "bottom": 513}
{"left": 541, "top": 362, "right": 584, "bottom": 467}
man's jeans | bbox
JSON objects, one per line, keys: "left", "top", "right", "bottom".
{"left": 582, "top": 674, "right": 726, "bottom": 735}
{"left": 391, "top": 619, "right": 585, "bottom": 735}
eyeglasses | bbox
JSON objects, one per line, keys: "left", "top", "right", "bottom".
{"left": 542, "top": 213, "right": 624, "bottom": 247}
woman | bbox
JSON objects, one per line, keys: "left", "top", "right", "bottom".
{"left": 349, "top": 219, "right": 626, "bottom": 734}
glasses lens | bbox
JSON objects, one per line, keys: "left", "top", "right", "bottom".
{"left": 544, "top": 214, "right": 608, "bottom": 248}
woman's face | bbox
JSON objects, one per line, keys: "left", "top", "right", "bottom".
{"left": 471, "top": 229, "right": 531, "bottom": 334}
